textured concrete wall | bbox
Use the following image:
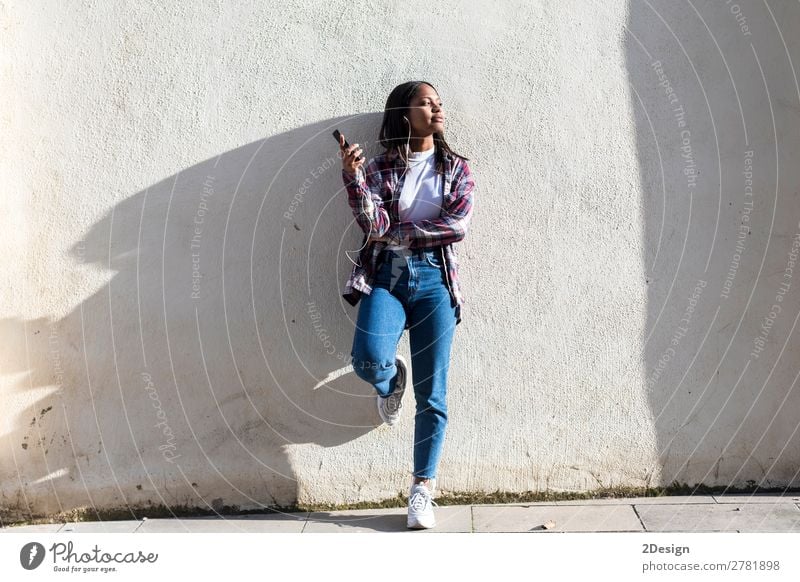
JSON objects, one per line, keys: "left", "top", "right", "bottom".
{"left": 2, "top": 0, "right": 800, "bottom": 517}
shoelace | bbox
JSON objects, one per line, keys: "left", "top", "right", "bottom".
{"left": 386, "top": 391, "right": 403, "bottom": 414}
{"left": 385, "top": 362, "right": 405, "bottom": 414}
{"left": 409, "top": 487, "right": 439, "bottom": 512}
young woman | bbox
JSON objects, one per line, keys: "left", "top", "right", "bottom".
{"left": 338, "top": 80, "right": 475, "bottom": 529}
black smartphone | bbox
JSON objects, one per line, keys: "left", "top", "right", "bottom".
{"left": 332, "top": 129, "right": 363, "bottom": 162}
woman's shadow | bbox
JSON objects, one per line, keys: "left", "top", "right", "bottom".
{"left": 1, "top": 114, "right": 391, "bottom": 521}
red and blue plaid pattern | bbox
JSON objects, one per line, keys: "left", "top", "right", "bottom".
{"left": 341, "top": 147, "right": 475, "bottom": 326}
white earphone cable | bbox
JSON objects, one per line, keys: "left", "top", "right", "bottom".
{"left": 344, "top": 116, "right": 412, "bottom": 267}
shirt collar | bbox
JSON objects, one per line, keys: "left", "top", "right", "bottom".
{"left": 386, "top": 147, "right": 452, "bottom": 162}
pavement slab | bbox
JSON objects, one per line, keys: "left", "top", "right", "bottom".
{"left": 58, "top": 521, "right": 143, "bottom": 533}
{"left": 636, "top": 502, "right": 800, "bottom": 532}
{"left": 555, "top": 495, "right": 716, "bottom": 505}
{"left": 0, "top": 523, "right": 65, "bottom": 533}
{"left": 472, "top": 503, "right": 644, "bottom": 532}
{"left": 304, "top": 505, "right": 472, "bottom": 532}
{"left": 712, "top": 494, "right": 800, "bottom": 504}
{"left": 136, "top": 513, "right": 309, "bottom": 533}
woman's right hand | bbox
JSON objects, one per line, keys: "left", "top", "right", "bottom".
{"left": 339, "top": 133, "right": 365, "bottom": 175}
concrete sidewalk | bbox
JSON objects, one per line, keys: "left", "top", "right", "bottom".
{"left": 2, "top": 493, "right": 800, "bottom": 533}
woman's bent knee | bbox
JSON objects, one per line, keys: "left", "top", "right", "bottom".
{"left": 351, "top": 356, "right": 394, "bottom": 384}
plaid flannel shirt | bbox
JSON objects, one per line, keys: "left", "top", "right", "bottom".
{"left": 341, "top": 147, "right": 475, "bottom": 326}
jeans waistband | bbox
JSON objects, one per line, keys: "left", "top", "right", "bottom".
{"left": 380, "top": 245, "right": 443, "bottom": 260}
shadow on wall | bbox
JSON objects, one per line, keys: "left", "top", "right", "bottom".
{"left": 1, "top": 114, "right": 391, "bottom": 519}
{"left": 628, "top": 1, "right": 800, "bottom": 488}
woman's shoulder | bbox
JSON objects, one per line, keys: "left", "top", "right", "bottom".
{"left": 450, "top": 153, "right": 472, "bottom": 175}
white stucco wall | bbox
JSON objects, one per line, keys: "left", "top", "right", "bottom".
{"left": 2, "top": 0, "right": 800, "bottom": 517}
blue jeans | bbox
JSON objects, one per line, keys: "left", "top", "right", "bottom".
{"left": 350, "top": 247, "right": 458, "bottom": 480}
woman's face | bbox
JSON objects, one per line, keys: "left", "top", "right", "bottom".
{"left": 406, "top": 84, "right": 444, "bottom": 136}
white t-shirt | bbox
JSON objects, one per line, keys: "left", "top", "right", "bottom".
{"left": 384, "top": 145, "right": 443, "bottom": 250}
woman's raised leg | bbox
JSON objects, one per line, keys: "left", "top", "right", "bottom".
{"left": 350, "top": 262, "right": 409, "bottom": 397}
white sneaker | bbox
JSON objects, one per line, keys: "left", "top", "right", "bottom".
{"left": 377, "top": 355, "right": 407, "bottom": 426}
{"left": 407, "top": 479, "right": 438, "bottom": 529}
